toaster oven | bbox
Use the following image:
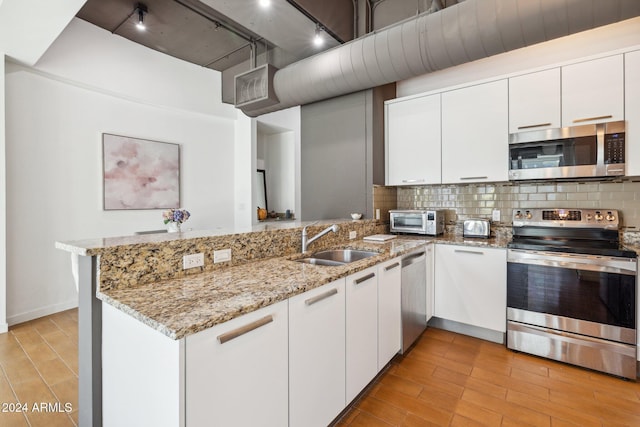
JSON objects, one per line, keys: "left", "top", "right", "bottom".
{"left": 390, "top": 210, "right": 445, "bottom": 235}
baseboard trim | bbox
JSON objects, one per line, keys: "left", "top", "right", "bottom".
{"left": 428, "top": 317, "right": 505, "bottom": 344}
{"left": 8, "top": 299, "right": 78, "bottom": 326}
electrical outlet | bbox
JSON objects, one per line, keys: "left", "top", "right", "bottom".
{"left": 183, "top": 253, "right": 204, "bottom": 270}
{"left": 214, "top": 249, "right": 232, "bottom": 263}
{"left": 349, "top": 230, "right": 357, "bottom": 240}
{"left": 492, "top": 209, "right": 501, "bottom": 222}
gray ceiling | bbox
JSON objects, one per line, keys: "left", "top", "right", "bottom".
{"left": 76, "top": 0, "right": 353, "bottom": 72}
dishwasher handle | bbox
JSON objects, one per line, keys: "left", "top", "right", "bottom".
{"left": 402, "top": 251, "right": 426, "bottom": 267}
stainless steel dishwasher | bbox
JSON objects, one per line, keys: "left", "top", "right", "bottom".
{"left": 401, "top": 249, "right": 427, "bottom": 353}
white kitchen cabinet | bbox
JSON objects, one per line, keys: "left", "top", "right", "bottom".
{"left": 562, "top": 55, "right": 624, "bottom": 127}
{"left": 386, "top": 94, "right": 441, "bottom": 185}
{"left": 346, "top": 265, "right": 378, "bottom": 402}
{"left": 434, "top": 245, "right": 507, "bottom": 332}
{"left": 626, "top": 50, "right": 640, "bottom": 177}
{"left": 426, "top": 243, "right": 435, "bottom": 323}
{"left": 509, "top": 68, "right": 561, "bottom": 133}
{"left": 102, "top": 303, "right": 185, "bottom": 427}
{"left": 377, "top": 257, "right": 402, "bottom": 371}
{"left": 441, "top": 80, "right": 509, "bottom": 184}
{"left": 289, "top": 279, "right": 346, "bottom": 427}
{"left": 185, "top": 301, "right": 288, "bottom": 427}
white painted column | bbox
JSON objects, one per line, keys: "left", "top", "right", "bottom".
{"left": 234, "top": 112, "right": 256, "bottom": 229}
{"left": 0, "top": 54, "right": 7, "bottom": 334}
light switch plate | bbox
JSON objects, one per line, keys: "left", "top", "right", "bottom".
{"left": 214, "top": 249, "right": 232, "bottom": 263}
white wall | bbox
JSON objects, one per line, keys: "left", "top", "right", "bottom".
{"left": 0, "top": 0, "right": 86, "bottom": 66}
{"left": 0, "top": 55, "right": 7, "bottom": 333}
{"left": 4, "top": 20, "right": 237, "bottom": 325}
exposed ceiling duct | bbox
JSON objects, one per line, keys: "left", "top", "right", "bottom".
{"left": 239, "top": 0, "right": 640, "bottom": 117}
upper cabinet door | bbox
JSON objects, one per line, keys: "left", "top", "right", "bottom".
{"left": 441, "top": 80, "right": 509, "bottom": 184}
{"left": 509, "top": 68, "right": 561, "bottom": 133}
{"left": 626, "top": 50, "right": 640, "bottom": 177}
{"left": 562, "top": 55, "right": 624, "bottom": 127}
{"left": 386, "top": 94, "right": 441, "bottom": 185}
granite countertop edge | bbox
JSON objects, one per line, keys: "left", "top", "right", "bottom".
{"left": 97, "top": 235, "right": 511, "bottom": 340}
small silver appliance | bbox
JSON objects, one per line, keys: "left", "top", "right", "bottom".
{"left": 463, "top": 219, "right": 490, "bottom": 238}
{"left": 390, "top": 210, "right": 445, "bottom": 236}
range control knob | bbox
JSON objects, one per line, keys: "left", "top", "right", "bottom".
{"left": 606, "top": 212, "right": 616, "bottom": 221}
{"left": 586, "top": 214, "right": 592, "bottom": 221}
{"left": 594, "top": 211, "right": 604, "bottom": 221}
{"left": 514, "top": 210, "right": 522, "bottom": 220}
{"left": 525, "top": 210, "right": 532, "bottom": 220}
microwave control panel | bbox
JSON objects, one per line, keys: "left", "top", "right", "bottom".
{"left": 604, "top": 132, "right": 625, "bottom": 164}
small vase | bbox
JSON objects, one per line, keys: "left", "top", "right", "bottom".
{"left": 167, "top": 222, "right": 181, "bottom": 233}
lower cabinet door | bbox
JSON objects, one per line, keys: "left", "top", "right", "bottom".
{"left": 346, "top": 266, "right": 379, "bottom": 403}
{"left": 377, "top": 257, "right": 402, "bottom": 370}
{"left": 185, "top": 300, "right": 288, "bottom": 427}
{"left": 289, "top": 279, "right": 346, "bottom": 427}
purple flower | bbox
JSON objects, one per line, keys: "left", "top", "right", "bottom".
{"left": 163, "top": 209, "right": 191, "bottom": 224}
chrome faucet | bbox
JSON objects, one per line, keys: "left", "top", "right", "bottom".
{"left": 301, "top": 223, "right": 339, "bottom": 252}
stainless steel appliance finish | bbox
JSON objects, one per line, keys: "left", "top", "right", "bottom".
{"left": 463, "top": 219, "right": 490, "bottom": 238}
{"left": 401, "top": 250, "right": 427, "bottom": 353}
{"left": 390, "top": 210, "right": 445, "bottom": 236}
{"left": 506, "top": 208, "right": 637, "bottom": 379}
{"left": 508, "top": 121, "right": 625, "bottom": 181}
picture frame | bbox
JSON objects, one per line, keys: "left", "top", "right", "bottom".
{"left": 102, "top": 133, "right": 180, "bottom": 210}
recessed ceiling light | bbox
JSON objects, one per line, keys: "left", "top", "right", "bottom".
{"left": 259, "top": 0, "right": 271, "bottom": 8}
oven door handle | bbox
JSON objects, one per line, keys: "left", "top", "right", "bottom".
{"left": 507, "top": 250, "right": 637, "bottom": 276}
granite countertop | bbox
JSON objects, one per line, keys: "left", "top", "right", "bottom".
{"left": 97, "top": 238, "right": 431, "bottom": 340}
{"left": 56, "top": 219, "right": 349, "bottom": 256}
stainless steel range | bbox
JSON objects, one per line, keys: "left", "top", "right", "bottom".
{"left": 506, "top": 208, "right": 637, "bottom": 379}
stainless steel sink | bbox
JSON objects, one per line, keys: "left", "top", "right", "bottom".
{"left": 295, "top": 249, "right": 380, "bottom": 266}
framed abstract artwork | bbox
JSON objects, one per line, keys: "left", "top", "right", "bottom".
{"left": 102, "top": 133, "right": 180, "bottom": 210}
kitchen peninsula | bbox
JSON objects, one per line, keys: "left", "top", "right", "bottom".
{"left": 56, "top": 218, "right": 420, "bottom": 426}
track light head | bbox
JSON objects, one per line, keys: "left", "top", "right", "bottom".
{"left": 313, "top": 23, "right": 324, "bottom": 47}
{"left": 135, "top": 3, "right": 147, "bottom": 31}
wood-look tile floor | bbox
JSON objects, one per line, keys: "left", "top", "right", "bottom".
{"left": 337, "top": 328, "right": 640, "bottom": 427}
{"left": 2, "top": 311, "right": 640, "bottom": 427}
{"left": 0, "top": 309, "right": 78, "bottom": 427}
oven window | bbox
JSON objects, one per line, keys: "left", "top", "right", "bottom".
{"left": 509, "top": 136, "right": 597, "bottom": 170}
{"left": 393, "top": 215, "right": 423, "bottom": 228}
{"left": 507, "top": 263, "right": 635, "bottom": 329}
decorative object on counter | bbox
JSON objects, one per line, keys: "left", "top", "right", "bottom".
{"left": 163, "top": 208, "right": 190, "bottom": 233}
{"left": 102, "top": 133, "right": 180, "bottom": 210}
{"left": 350, "top": 213, "right": 363, "bottom": 220}
{"left": 257, "top": 207, "right": 268, "bottom": 221}
{"left": 285, "top": 210, "right": 292, "bottom": 219}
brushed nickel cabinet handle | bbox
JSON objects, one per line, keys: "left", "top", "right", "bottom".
{"left": 354, "top": 272, "right": 375, "bottom": 285}
{"left": 454, "top": 249, "right": 484, "bottom": 255}
{"left": 384, "top": 262, "right": 400, "bottom": 272}
{"left": 401, "top": 179, "right": 426, "bottom": 183}
{"left": 217, "top": 315, "right": 273, "bottom": 344}
{"left": 460, "top": 176, "right": 488, "bottom": 180}
{"left": 573, "top": 115, "right": 613, "bottom": 123}
{"left": 517, "top": 123, "right": 552, "bottom": 130}
{"left": 304, "top": 288, "right": 338, "bottom": 306}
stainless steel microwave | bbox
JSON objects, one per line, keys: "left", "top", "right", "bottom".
{"left": 390, "top": 210, "right": 445, "bottom": 235}
{"left": 508, "top": 121, "right": 625, "bottom": 181}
